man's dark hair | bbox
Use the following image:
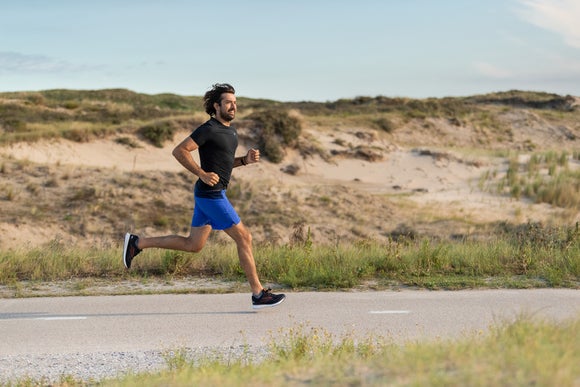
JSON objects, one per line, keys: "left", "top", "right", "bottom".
{"left": 203, "top": 83, "right": 235, "bottom": 116}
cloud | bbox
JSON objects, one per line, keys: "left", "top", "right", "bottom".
{"left": 516, "top": 0, "right": 580, "bottom": 48}
{"left": 0, "top": 51, "right": 97, "bottom": 73}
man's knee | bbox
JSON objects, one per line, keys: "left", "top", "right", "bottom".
{"left": 185, "top": 226, "right": 211, "bottom": 253}
{"left": 228, "top": 225, "right": 252, "bottom": 246}
{"left": 243, "top": 229, "right": 252, "bottom": 245}
{"left": 188, "top": 244, "right": 204, "bottom": 253}
{"left": 184, "top": 239, "right": 205, "bottom": 253}
{"left": 239, "top": 228, "right": 252, "bottom": 247}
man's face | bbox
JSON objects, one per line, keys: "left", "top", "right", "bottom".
{"left": 216, "top": 93, "right": 237, "bottom": 122}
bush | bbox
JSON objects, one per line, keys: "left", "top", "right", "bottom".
{"left": 140, "top": 120, "right": 177, "bottom": 147}
{"left": 373, "top": 117, "right": 395, "bottom": 133}
{"left": 1, "top": 119, "right": 27, "bottom": 133}
{"left": 248, "top": 110, "right": 302, "bottom": 163}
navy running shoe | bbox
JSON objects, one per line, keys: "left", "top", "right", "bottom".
{"left": 252, "top": 288, "right": 286, "bottom": 309}
{"left": 123, "top": 233, "right": 141, "bottom": 269}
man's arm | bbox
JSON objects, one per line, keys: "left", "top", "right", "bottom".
{"left": 172, "top": 136, "right": 219, "bottom": 186}
{"left": 233, "top": 148, "right": 261, "bottom": 168}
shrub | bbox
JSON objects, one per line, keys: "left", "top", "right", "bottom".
{"left": 25, "top": 93, "right": 45, "bottom": 106}
{"left": 115, "top": 136, "right": 141, "bottom": 148}
{"left": 140, "top": 120, "right": 177, "bottom": 147}
{"left": 1, "top": 119, "right": 27, "bottom": 133}
{"left": 63, "top": 128, "right": 90, "bottom": 143}
{"left": 373, "top": 117, "right": 396, "bottom": 133}
{"left": 248, "top": 110, "right": 302, "bottom": 163}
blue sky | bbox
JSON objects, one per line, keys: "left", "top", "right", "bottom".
{"left": 1, "top": 0, "right": 579, "bottom": 101}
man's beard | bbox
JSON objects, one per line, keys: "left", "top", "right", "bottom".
{"left": 220, "top": 108, "right": 235, "bottom": 122}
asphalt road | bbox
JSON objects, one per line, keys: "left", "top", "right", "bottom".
{"left": 1, "top": 289, "right": 579, "bottom": 356}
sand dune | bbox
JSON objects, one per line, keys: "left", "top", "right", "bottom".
{"left": 1, "top": 124, "right": 575, "bottom": 249}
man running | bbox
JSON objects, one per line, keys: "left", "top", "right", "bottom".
{"left": 123, "top": 83, "right": 285, "bottom": 309}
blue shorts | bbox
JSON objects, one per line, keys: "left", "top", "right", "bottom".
{"left": 191, "top": 190, "right": 241, "bottom": 230}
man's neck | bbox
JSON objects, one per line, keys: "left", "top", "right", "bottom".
{"left": 214, "top": 116, "right": 231, "bottom": 127}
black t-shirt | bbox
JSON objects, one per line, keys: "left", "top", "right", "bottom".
{"left": 190, "top": 117, "right": 238, "bottom": 192}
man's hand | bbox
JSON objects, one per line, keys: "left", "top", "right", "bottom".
{"left": 246, "top": 148, "right": 260, "bottom": 164}
{"left": 200, "top": 171, "right": 220, "bottom": 186}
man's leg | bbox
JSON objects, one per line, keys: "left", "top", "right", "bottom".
{"left": 138, "top": 225, "right": 212, "bottom": 252}
{"left": 124, "top": 226, "right": 212, "bottom": 269}
{"left": 224, "top": 222, "right": 263, "bottom": 295}
{"left": 225, "top": 222, "right": 286, "bottom": 309}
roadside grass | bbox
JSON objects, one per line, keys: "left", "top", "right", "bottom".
{"left": 1, "top": 222, "right": 578, "bottom": 295}
{"left": 21, "top": 315, "right": 572, "bottom": 386}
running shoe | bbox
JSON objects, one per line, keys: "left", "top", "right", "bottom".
{"left": 252, "top": 288, "right": 286, "bottom": 309}
{"left": 123, "top": 233, "right": 141, "bottom": 269}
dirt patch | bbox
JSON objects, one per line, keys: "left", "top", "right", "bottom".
{"left": 0, "top": 277, "right": 246, "bottom": 298}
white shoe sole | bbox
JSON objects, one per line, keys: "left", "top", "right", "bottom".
{"left": 252, "top": 296, "right": 286, "bottom": 310}
{"left": 122, "top": 233, "right": 131, "bottom": 268}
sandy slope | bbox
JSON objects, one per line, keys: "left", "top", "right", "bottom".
{"left": 2, "top": 123, "right": 576, "bottom": 250}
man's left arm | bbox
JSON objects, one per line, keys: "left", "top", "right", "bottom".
{"left": 234, "top": 148, "right": 260, "bottom": 168}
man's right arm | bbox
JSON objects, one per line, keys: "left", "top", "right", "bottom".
{"left": 172, "top": 137, "right": 219, "bottom": 187}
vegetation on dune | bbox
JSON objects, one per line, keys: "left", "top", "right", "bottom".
{"left": 0, "top": 89, "right": 201, "bottom": 145}
{"left": 480, "top": 150, "right": 580, "bottom": 210}
{"left": 0, "top": 89, "right": 303, "bottom": 158}
{"left": 466, "top": 89, "right": 577, "bottom": 109}
{"left": 1, "top": 88, "right": 577, "bottom": 149}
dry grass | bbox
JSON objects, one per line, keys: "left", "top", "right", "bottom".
{"left": 481, "top": 151, "right": 580, "bottom": 210}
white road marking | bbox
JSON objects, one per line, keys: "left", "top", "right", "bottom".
{"left": 35, "top": 316, "right": 87, "bottom": 321}
{"left": 369, "top": 310, "right": 410, "bottom": 314}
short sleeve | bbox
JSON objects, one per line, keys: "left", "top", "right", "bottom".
{"left": 190, "top": 124, "right": 210, "bottom": 146}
